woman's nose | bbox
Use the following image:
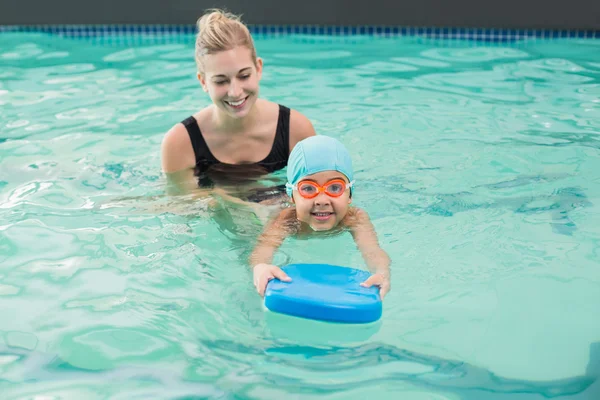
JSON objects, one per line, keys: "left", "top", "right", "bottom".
{"left": 228, "top": 80, "right": 243, "bottom": 98}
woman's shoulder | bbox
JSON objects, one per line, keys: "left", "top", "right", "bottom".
{"left": 269, "top": 101, "right": 316, "bottom": 150}
{"left": 161, "top": 106, "right": 213, "bottom": 173}
{"left": 161, "top": 123, "right": 194, "bottom": 173}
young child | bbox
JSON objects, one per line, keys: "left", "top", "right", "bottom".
{"left": 249, "top": 135, "right": 391, "bottom": 299}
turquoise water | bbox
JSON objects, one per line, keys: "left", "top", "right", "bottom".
{"left": 1, "top": 31, "right": 600, "bottom": 399}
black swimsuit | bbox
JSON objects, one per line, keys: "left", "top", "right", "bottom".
{"left": 180, "top": 104, "right": 291, "bottom": 202}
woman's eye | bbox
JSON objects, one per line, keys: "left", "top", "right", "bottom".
{"left": 239, "top": 74, "right": 250, "bottom": 80}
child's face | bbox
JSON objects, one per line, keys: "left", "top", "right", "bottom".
{"left": 292, "top": 170, "right": 352, "bottom": 231}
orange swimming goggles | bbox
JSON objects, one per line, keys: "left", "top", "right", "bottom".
{"left": 288, "top": 178, "right": 354, "bottom": 199}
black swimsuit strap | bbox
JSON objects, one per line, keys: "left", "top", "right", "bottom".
{"left": 181, "top": 116, "right": 218, "bottom": 166}
{"left": 180, "top": 104, "right": 291, "bottom": 174}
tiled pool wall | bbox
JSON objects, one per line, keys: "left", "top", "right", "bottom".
{"left": 0, "top": 24, "right": 598, "bottom": 42}
{"left": 0, "top": 0, "right": 599, "bottom": 41}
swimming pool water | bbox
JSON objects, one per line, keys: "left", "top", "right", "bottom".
{"left": 1, "top": 32, "right": 600, "bottom": 399}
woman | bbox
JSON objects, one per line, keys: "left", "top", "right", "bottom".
{"left": 161, "top": 9, "right": 316, "bottom": 205}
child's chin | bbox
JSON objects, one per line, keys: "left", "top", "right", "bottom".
{"left": 309, "top": 222, "right": 336, "bottom": 231}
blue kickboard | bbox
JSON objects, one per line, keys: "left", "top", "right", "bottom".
{"left": 264, "top": 263, "right": 382, "bottom": 324}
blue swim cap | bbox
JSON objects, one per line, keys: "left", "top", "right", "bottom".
{"left": 286, "top": 135, "right": 354, "bottom": 197}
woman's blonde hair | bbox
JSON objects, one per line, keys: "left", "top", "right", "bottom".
{"left": 195, "top": 9, "right": 257, "bottom": 76}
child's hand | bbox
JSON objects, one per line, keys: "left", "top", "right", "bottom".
{"left": 360, "top": 272, "right": 391, "bottom": 300}
{"left": 253, "top": 263, "right": 292, "bottom": 297}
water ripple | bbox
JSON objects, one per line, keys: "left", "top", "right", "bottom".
{"left": 1, "top": 33, "right": 599, "bottom": 398}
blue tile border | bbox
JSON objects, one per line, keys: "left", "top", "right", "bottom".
{"left": 0, "top": 24, "right": 598, "bottom": 42}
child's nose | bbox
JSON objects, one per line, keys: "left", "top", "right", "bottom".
{"left": 314, "top": 192, "right": 331, "bottom": 206}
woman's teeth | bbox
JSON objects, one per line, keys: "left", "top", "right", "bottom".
{"left": 226, "top": 98, "right": 246, "bottom": 107}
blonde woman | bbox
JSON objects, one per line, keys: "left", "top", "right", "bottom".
{"left": 161, "top": 9, "right": 316, "bottom": 205}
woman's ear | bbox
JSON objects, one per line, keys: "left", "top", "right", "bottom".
{"left": 256, "top": 57, "right": 264, "bottom": 81}
{"left": 197, "top": 73, "right": 208, "bottom": 92}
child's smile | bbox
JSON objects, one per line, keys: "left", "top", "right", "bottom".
{"left": 312, "top": 211, "right": 334, "bottom": 221}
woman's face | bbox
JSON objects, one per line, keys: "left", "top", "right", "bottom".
{"left": 199, "top": 46, "right": 263, "bottom": 119}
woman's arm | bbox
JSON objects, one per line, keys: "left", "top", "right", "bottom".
{"left": 161, "top": 123, "right": 198, "bottom": 195}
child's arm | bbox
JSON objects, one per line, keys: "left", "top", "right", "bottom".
{"left": 249, "top": 208, "right": 294, "bottom": 266}
{"left": 349, "top": 208, "right": 391, "bottom": 299}
{"left": 248, "top": 208, "right": 296, "bottom": 296}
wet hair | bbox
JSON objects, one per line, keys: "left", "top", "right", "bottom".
{"left": 195, "top": 9, "right": 257, "bottom": 76}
